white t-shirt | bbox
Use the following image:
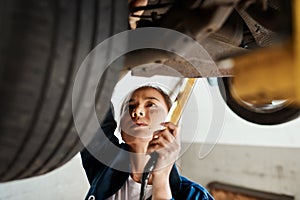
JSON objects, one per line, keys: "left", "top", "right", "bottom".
{"left": 106, "top": 176, "right": 152, "bottom": 200}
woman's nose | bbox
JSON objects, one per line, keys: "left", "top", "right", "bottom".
{"left": 131, "top": 107, "right": 145, "bottom": 118}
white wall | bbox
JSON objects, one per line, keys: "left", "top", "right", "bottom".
{"left": 179, "top": 143, "right": 300, "bottom": 199}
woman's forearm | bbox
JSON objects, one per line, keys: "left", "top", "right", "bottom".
{"left": 151, "top": 171, "right": 172, "bottom": 200}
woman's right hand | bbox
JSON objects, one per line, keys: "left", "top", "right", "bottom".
{"left": 147, "top": 122, "right": 181, "bottom": 199}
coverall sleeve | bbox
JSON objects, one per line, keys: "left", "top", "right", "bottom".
{"left": 80, "top": 103, "right": 119, "bottom": 184}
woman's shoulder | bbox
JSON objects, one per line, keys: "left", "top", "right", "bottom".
{"left": 177, "top": 175, "right": 214, "bottom": 200}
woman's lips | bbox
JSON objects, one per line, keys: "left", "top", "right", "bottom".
{"left": 134, "top": 121, "right": 148, "bottom": 126}
{"left": 126, "top": 120, "right": 149, "bottom": 129}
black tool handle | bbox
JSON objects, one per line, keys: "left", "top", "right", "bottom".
{"left": 139, "top": 152, "right": 159, "bottom": 200}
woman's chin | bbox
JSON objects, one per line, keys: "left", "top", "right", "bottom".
{"left": 121, "top": 131, "right": 153, "bottom": 144}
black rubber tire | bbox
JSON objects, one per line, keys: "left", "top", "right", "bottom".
{"left": 0, "top": 0, "right": 128, "bottom": 182}
{"left": 218, "top": 77, "right": 300, "bottom": 125}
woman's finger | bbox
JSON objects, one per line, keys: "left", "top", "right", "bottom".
{"left": 147, "top": 133, "right": 178, "bottom": 155}
{"left": 161, "top": 122, "right": 179, "bottom": 137}
{"left": 152, "top": 128, "right": 175, "bottom": 144}
{"left": 159, "top": 129, "right": 175, "bottom": 143}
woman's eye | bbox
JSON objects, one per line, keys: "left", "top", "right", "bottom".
{"left": 146, "top": 102, "right": 156, "bottom": 107}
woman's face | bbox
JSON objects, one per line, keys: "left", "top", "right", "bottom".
{"left": 120, "top": 88, "right": 169, "bottom": 143}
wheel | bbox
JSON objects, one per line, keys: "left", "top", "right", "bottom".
{"left": 0, "top": 0, "right": 128, "bottom": 182}
{"left": 218, "top": 77, "right": 300, "bottom": 125}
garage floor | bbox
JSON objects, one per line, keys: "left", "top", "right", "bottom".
{"left": 0, "top": 154, "right": 89, "bottom": 200}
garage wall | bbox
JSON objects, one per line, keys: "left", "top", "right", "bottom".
{"left": 179, "top": 143, "right": 300, "bottom": 200}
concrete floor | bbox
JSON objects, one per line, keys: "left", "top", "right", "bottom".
{"left": 0, "top": 154, "right": 89, "bottom": 200}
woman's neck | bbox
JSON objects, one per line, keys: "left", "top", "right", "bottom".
{"left": 129, "top": 153, "right": 152, "bottom": 183}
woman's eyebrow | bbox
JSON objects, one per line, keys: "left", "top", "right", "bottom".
{"left": 128, "top": 97, "right": 160, "bottom": 102}
{"left": 144, "top": 97, "right": 160, "bottom": 102}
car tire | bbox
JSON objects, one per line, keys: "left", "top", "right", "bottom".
{"left": 0, "top": 0, "right": 128, "bottom": 182}
{"left": 218, "top": 77, "right": 300, "bottom": 125}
